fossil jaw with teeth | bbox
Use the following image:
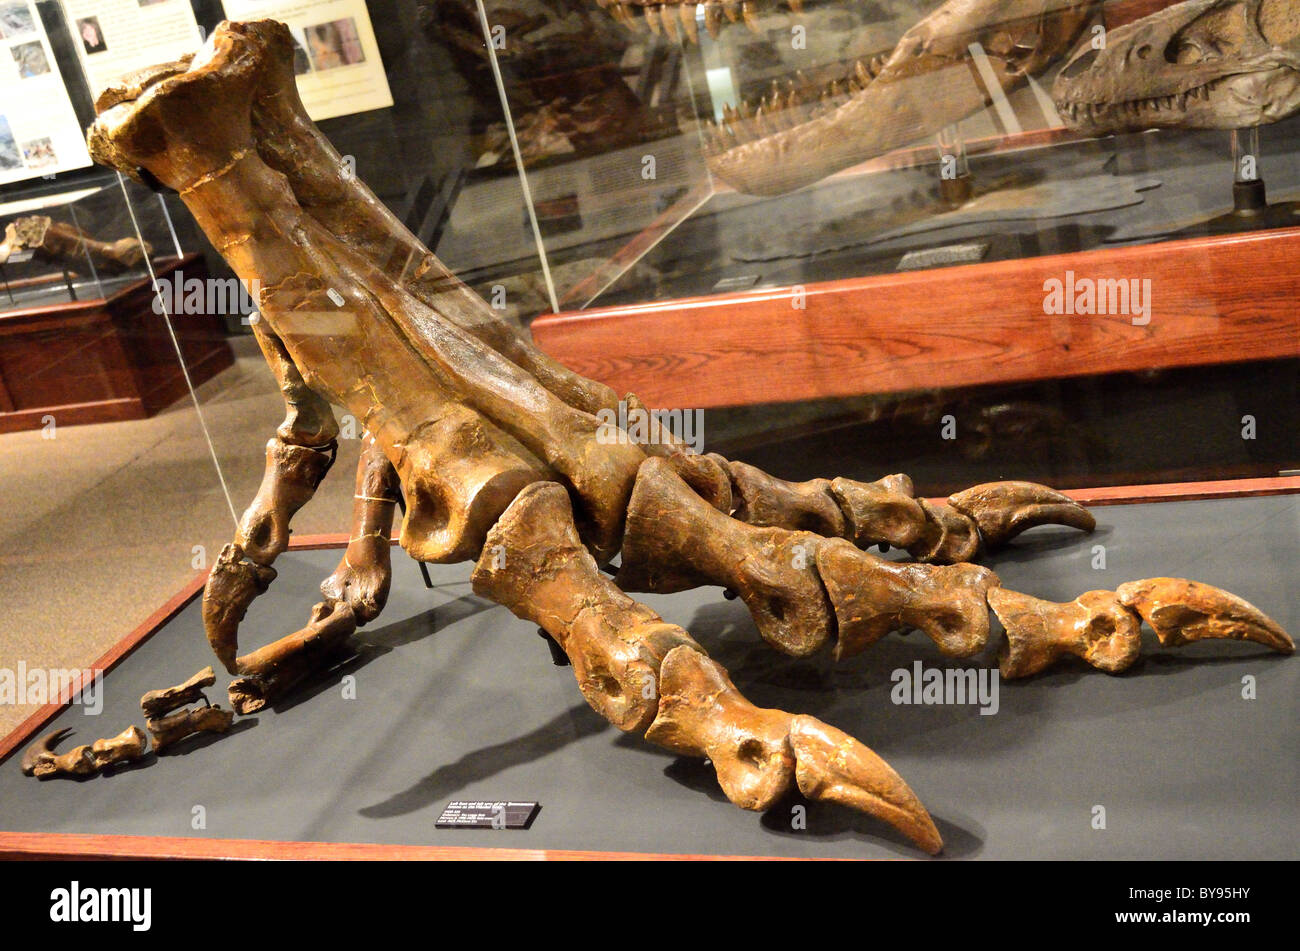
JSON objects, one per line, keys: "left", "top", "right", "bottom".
{"left": 603, "top": 0, "right": 1100, "bottom": 195}
{"left": 1054, "top": 0, "right": 1300, "bottom": 134}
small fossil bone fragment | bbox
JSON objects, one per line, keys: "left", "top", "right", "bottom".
{"left": 140, "top": 665, "right": 216, "bottom": 718}
{"left": 22, "top": 726, "right": 148, "bottom": 778}
{"left": 147, "top": 705, "right": 234, "bottom": 753}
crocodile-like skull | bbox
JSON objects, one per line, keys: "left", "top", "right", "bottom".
{"left": 1053, "top": 0, "right": 1300, "bottom": 133}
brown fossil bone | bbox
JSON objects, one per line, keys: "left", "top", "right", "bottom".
{"left": 473, "top": 481, "right": 704, "bottom": 732}
{"left": 1054, "top": 0, "right": 1300, "bottom": 135}
{"left": 22, "top": 726, "right": 148, "bottom": 778}
{"left": 1116, "top": 578, "right": 1295, "bottom": 653}
{"left": 0, "top": 215, "right": 151, "bottom": 274}
{"left": 319, "top": 433, "right": 398, "bottom": 624}
{"left": 989, "top": 588, "right": 1142, "bottom": 677}
{"left": 147, "top": 705, "right": 235, "bottom": 753}
{"left": 816, "top": 539, "right": 999, "bottom": 660}
{"left": 140, "top": 665, "right": 216, "bottom": 718}
{"left": 727, "top": 466, "right": 1094, "bottom": 564}
{"left": 237, "top": 437, "right": 336, "bottom": 566}
{"left": 618, "top": 456, "right": 837, "bottom": 657}
{"left": 647, "top": 645, "right": 943, "bottom": 854}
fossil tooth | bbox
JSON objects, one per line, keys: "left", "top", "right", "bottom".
{"left": 704, "top": 2, "right": 722, "bottom": 37}
{"left": 788, "top": 0, "right": 803, "bottom": 11}
{"left": 741, "top": 0, "right": 759, "bottom": 32}
{"left": 738, "top": 98, "right": 753, "bottom": 120}
{"left": 644, "top": 4, "right": 662, "bottom": 34}
{"left": 661, "top": 2, "right": 679, "bottom": 40}
{"left": 723, "top": 0, "right": 740, "bottom": 23}
{"left": 679, "top": 3, "right": 698, "bottom": 42}
{"left": 871, "top": 53, "right": 887, "bottom": 76}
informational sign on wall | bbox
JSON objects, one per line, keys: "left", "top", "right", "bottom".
{"left": 220, "top": 0, "right": 392, "bottom": 121}
{"left": 0, "top": 0, "right": 93, "bottom": 183}
{"left": 60, "top": 0, "right": 204, "bottom": 98}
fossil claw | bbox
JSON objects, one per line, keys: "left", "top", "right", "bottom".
{"left": 790, "top": 716, "right": 943, "bottom": 855}
{"left": 21, "top": 728, "right": 76, "bottom": 775}
{"left": 1117, "top": 579, "right": 1294, "bottom": 654}
{"left": 948, "top": 481, "right": 1095, "bottom": 547}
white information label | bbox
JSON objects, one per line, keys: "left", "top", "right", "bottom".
{"left": 220, "top": 0, "right": 393, "bottom": 120}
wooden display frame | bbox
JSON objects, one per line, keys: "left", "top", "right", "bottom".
{"left": 532, "top": 226, "right": 1300, "bottom": 410}
{"left": 1, "top": 476, "right": 1295, "bottom": 861}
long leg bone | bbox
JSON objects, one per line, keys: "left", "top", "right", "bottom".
{"left": 0, "top": 214, "right": 150, "bottom": 274}
{"left": 473, "top": 480, "right": 943, "bottom": 853}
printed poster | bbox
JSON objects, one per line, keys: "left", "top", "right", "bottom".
{"left": 0, "top": 0, "right": 93, "bottom": 183}
{"left": 220, "top": 0, "right": 393, "bottom": 120}
{"left": 60, "top": 0, "right": 204, "bottom": 98}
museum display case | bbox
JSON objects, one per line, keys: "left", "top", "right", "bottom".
{"left": 0, "top": 0, "right": 1295, "bottom": 863}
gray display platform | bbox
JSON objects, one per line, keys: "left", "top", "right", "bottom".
{"left": 2, "top": 495, "right": 1296, "bottom": 859}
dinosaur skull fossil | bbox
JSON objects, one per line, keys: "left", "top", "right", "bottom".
{"left": 1054, "top": 0, "right": 1300, "bottom": 133}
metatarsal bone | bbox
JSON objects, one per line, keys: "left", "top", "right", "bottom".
{"left": 234, "top": 20, "right": 619, "bottom": 417}
{"left": 617, "top": 457, "right": 836, "bottom": 657}
{"left": 473, "top": 482, "right": 702, "bottom": 732}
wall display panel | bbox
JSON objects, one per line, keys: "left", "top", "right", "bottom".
{"left": 0, "top": 0, "right": 92, "bottom": 183}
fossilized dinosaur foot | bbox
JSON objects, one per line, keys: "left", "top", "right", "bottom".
{"left": 647, "top": 645, "right": 943, "bottom": 854}
{"left": 22, "top": 726, "right": 148, "bottom": 778}
{"left": 990, "top": 578, "right": 1294, "bottom": 678}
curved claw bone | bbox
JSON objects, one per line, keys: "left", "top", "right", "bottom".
{"left": 647, "top": 646, "right": 942, "bottom": 853}
{"left": 228, "top": 600, "right": 358, "bottom": 714}
{"left": 989, "top": 588, "right": 1141, "bottom": 677}
{"left": 1116, "top": 579, "right": 1294, "bottom": 654}
{"left": 789, "top": 716, "right": 943, "bottom": 855}
{"left": 22, "top": 725, "right": 148, "bottom": 777}
{"left": 203, "top": 544, "right": 276, "bottom": 674}
{"left": 948, "top": 481, "right": 1095, "bottom": 548}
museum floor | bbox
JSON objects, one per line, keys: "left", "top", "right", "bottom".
{"left": 0, "top": 336, "right": 363, "bottom": 738}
